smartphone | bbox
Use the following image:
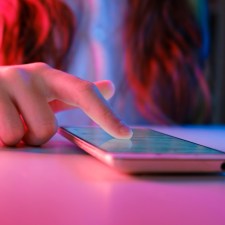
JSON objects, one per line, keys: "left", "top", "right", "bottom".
{"left": 58, "top": 126, "right": 225, "bottom": 174}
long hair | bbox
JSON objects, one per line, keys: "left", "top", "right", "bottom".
{"left": 124, "top": 0, "right": 211, "bottom": 124}
{"left": 0, "top": 0, "right": 211, "bottom": 124}
{"left": 0, "top": 0, "right": 75, "bottom": 70}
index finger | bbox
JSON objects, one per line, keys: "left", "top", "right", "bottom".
{"left": 45, "top": 69, "right": 133, "bottom": 139}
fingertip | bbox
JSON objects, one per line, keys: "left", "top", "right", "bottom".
{"left": 108, "top": 122, "right": 133, "bottom": 139}
{"left": 119, "top": 126, "right": 133, "bottom": 139}
{"left": 118, "top": 123, "right": 133, "bottom": 139}
{"left": 95, "top": 80, "right": 115, "bottom": 100}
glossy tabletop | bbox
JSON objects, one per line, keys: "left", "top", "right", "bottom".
{"left": 0, "top": 126, "right": 225, "bottom": 225}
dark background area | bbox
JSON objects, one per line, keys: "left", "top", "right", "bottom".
{"left": 207, "top": 0, "right": 225, "bottom": 123}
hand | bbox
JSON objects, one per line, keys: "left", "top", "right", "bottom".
{"left": 0, "top": 63, "right": 132, "bottom": 146}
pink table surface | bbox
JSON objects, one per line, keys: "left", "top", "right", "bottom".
{"left": 0, "top": 126, "right": 225, "bottom": 225}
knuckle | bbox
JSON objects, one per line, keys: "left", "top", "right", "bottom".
{"left": 101, "top": 108, "right": 114, "bottom": 121}
{"left": 1, "top": 66, "right": 22, "bottom": 79}
{"left": 29, "top": 120, "right": 57, "bottom": 145}
{"left": 77, "top": 80, "right": 96, "bottom": 93}
{"left": 1, "top": 126, "right": 24, "bottom": 146}
{"left": 5, "top": 63, "right": 51, "bottom": 78}
{"left": 74, "top": 81, "right": 97, "bottom": 106}
{"left": 75, "top": 81, "right": 98, "bottom": 105}
{"left": 30, "top": 62, "right": 50, "bottom": 70}
{"left": 0, "top": 66, "right": 32, "bottom": 86}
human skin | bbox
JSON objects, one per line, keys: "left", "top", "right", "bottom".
{"left": 0, "top": 63, "right": 133, "bottom": 146}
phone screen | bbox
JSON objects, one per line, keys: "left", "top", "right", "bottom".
{"left": 64, "top": 127, "right": 224, "bottom": 155}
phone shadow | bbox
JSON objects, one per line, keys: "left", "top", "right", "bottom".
{"left": 134, "top": 171, "right": 225, "bottom": 183}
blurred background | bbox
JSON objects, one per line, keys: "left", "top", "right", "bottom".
{"left": 206, "top": 0, "right": 225, "bottom": 123}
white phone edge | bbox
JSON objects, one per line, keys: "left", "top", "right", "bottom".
{"left": 58, "top": 127, "right": 225, "bottom": 174}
